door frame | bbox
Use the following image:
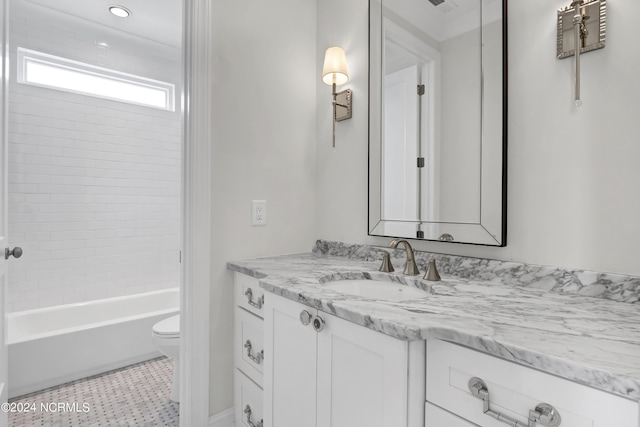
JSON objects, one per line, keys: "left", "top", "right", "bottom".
{"left": 0, "top": 1, "right": 213, "bottom": 423}
{"left": 0, "top": 0, "right": 8, "bottom": 425}
{"left": 181, "top": 0, "right": 213, "bottom": 425}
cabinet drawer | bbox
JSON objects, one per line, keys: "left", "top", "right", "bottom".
{"left": 235, "top": 273, "right": 265, "bottom": 318}
{"left": 235, "top": 369, "right": 263, "bottom": 427}
{"left": 236, "top": 306, "right": 264, "bottom": 386}
{"left": 426, "top": 402, "right": 479, "bottom": 427}
{"left": 426, "top": 340, "right": 638, "bottom": 427}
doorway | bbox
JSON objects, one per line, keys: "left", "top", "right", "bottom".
{"left": 4, "top": 0, "right": 185, "bottom": 424}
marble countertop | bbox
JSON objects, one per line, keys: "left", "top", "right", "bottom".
{"left": 227, "top": 252, "right": 640, "bottom": 402}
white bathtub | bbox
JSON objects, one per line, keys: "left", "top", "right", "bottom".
{"left": 7, "top": 288, "right": 179, "bottom": 398}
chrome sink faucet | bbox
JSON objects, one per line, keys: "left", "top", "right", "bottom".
{"left": 388, "top": 239, "right": 420, "bottom": 276}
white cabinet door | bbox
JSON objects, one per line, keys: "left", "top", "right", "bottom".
{"left": 426, "top": 402, "right": 479, "bottom": 427}
{"left": 234, "top": 273, "right": 266, "bottom": 427}
{"left": 264, "top": 294, "right": 317, "bottom": 427}
{"left": 236, "top": 273, "right": 266, "bottom": 318}
{"left": 426, "top": 340, "right": 639, "bottom": 427}
{"left": 316, "top": 311, "right": 409, "bottom": 427}
{"left": 235, "top": 370, "right": 264, "bottom": 427}
{"left": 235, "top": 307, "right": 265, "bottom": 387}
{"left": 264, "top": 293, "right": 419, "bottom": 427}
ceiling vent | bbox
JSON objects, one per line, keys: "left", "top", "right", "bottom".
{"left": 435, "top": 0, "right": 459, "bottom": 14}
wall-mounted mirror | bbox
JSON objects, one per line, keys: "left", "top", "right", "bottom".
{"left": 369, "top": 0, "right": 507, "bottom": 246}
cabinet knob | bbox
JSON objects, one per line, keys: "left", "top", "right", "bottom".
{"left": 300, "top": 310, "right": 312, "bottom": 325}
{"left": 312, "top": 315, "right": 325, "bottom": 332}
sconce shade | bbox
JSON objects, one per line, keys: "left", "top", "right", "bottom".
{"left": 322, "top": 46, "right": 349, "bottom": 86}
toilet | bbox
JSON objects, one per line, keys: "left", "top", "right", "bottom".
{"left": 152, "top": 314, "right": 180, "bottom": 402}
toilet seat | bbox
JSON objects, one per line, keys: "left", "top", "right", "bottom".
{"left": 152, "top": 314, "right": 180, "bottom": 338}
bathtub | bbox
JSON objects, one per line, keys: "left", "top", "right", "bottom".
{"left": 7, "top": 288, "right": 179, "bottom": 398}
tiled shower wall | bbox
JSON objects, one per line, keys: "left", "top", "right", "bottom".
{"left": 7, "top": 2, "right": 182, "bottom": 312}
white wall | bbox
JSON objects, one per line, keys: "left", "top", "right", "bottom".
{"left": 316, "top": 0, "right": 371, "bottom": 242}
{"left": 209, "top": 0, "right": 317, "bottom": 415}
{"left": 7, "top": 2, "right": 182, "bottom": 312}
{"left": 316, "top": 0, "right": 640, "bottom": 277}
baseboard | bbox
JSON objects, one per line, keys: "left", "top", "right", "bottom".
{"left": 209, "top": 407, "right": 234, "bottom": 427}
{"left": 9, "top": 352, "right": 161, "bottom": 399}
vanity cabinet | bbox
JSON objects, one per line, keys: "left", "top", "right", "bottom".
{"left": 425, "top": 402, "right": 478, "bottom": 426}
{"left": 234, "top": 273, "right": 266, "bottom": 427}
{"left": 263, "top": 292, "right": 425, "bottom": 427}
{"left": 426, "top": 340, "right": 639, "bottom": 427}
{"left": 232, "top": 270, "right": 639, "bottom": 427}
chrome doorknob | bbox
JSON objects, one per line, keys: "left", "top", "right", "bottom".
{"left": 5, "top": 247, "right": 23, "bottom": 260}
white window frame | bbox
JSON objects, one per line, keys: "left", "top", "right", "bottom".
{"left": 17, "top": 47, "right": 175, "bottom": 112}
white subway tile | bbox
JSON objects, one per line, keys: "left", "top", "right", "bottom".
{"left": 8, "top": 7, "right": 182, "bottom": 313}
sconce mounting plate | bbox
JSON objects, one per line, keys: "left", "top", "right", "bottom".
{"left": 334, "top": 89, "right": 352, "bottom": 122}
{"left": 557, "top": 0, "right": 606, "bottom": 59}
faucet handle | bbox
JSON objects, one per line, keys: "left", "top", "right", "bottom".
{"left": 424, "top": 257, "right": 448, "bottom": 282}
{"left": 374, "top": 249, "right": 394, "bottom": 273}
{"left": 438, "top": 233, "right": 454, "bottom": 242}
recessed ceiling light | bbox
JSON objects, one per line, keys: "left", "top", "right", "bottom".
{"left": 108, "top": 5, "right": 131, "bottom": 18}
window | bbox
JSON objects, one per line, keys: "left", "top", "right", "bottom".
{"left": 17, "top": 48, "right": 175, "bottom": 111}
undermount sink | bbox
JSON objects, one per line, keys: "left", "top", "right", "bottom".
{"left": 323, "top": 279, "right": 429, "bottom": 302}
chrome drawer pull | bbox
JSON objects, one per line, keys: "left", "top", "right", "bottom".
{"left": 244, "top": 404, "right": 263, "bottom": 427}
{"left": 468, "top": 377, "right": 561, "bottom": 427}
{"left": 243, "top": 340, "right": 264, "bottom": 365}
{"left": 244, "top": 288, "right": 264, "bottom": 309}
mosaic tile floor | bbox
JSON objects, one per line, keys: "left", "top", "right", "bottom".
{"left": 8, "top": 357, "right": 179, "bottom": 427}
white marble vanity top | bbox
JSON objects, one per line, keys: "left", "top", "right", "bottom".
{"left": 228, "top": 248, "right": 640, "bottom": 402}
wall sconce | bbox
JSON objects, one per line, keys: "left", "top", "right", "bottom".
{"left": 557, "top": 0, "right": 607, "bottom": 107}
{"left": 322, "top": 46, "right": 352, "bottom": 148}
